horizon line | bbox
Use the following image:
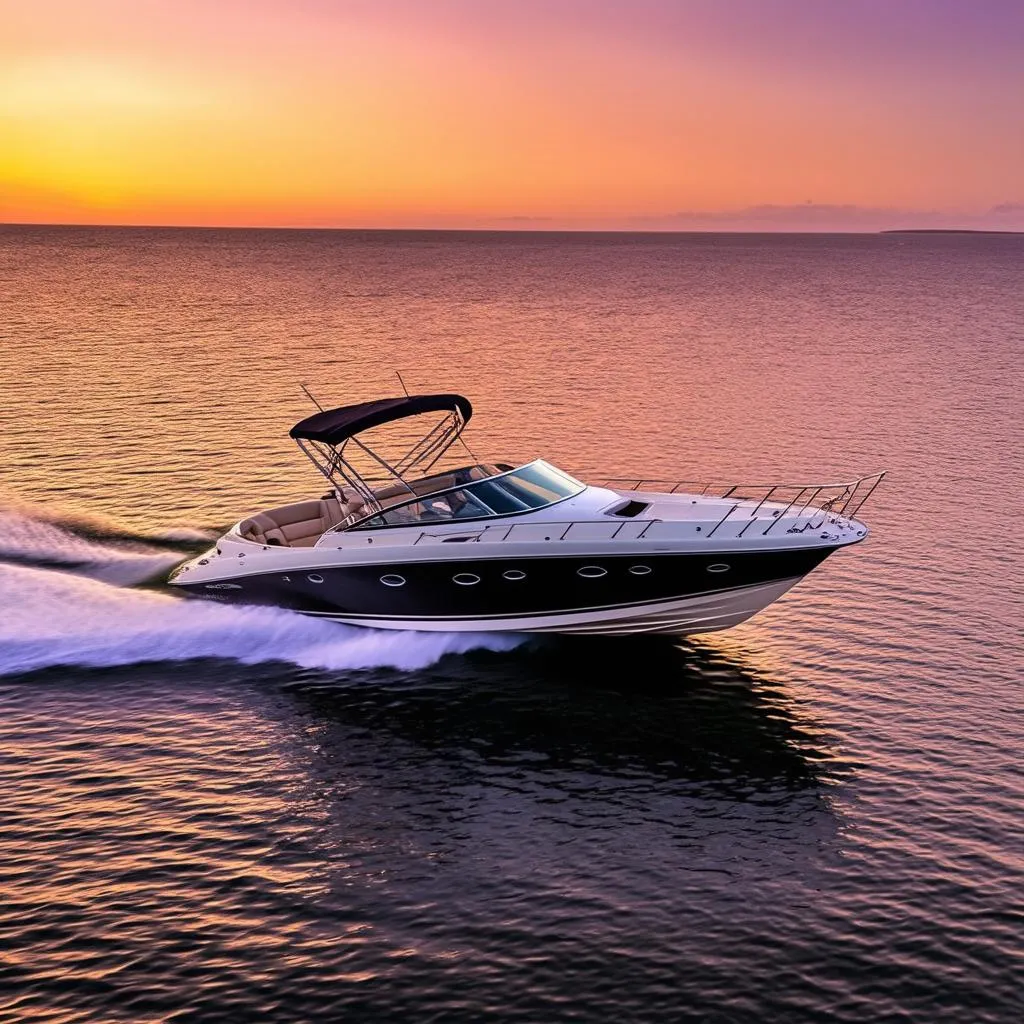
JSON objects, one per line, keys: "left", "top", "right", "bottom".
{"left": 3, "top": 220, "right": 1016, "bottom": 236}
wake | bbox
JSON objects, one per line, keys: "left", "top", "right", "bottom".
{"left": 0, "top": 500, "right": 211, "bottom": 586}
{"left": 0, "top": 502, "right": 522, "bottom": 678}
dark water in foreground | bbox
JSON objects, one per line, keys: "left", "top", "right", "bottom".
{"left": 0, "top": 227, "right": 1022, "bottom": 1022}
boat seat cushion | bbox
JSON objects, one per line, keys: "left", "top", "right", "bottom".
{"left": 240, "top": 511, "right": 283, "bottom": 545}
{"left": 239, "top": 494, "right": 365, "bottom": 546}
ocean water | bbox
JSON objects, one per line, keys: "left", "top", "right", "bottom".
{"left": 0, "top": 226, "right": 1021, "bottom": 1023}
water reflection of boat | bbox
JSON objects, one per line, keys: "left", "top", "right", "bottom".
{"left": 170, "top": 393, "right": 883, "bottom": 636}
{"left": 283, "top": 638, "right": 845, "bottom": 795}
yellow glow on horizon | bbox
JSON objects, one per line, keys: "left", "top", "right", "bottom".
{"left": 0, "top": 55, "right": 235, "bottom": 216}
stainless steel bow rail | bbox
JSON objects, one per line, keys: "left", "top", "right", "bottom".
{"left": 596, "top": 471, "right": 886, "bottom": 538}
{"left": 401, "top": 472, "right": 885, "bottom": 546}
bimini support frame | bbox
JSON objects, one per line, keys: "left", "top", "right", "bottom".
{"left": 289, "top": 394, "right": 473, "bottom": 516}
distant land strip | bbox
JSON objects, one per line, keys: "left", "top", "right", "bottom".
{"left": 881, "top": 228, "right": 1023, "bottom": 235}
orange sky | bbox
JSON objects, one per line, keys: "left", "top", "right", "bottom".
{"left": 2, "top": 0, "right": 1022, "bottom": 230}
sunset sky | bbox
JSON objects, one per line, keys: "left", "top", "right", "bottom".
{"left": 2, "top": 0, "right": 1022, "bottom": 230}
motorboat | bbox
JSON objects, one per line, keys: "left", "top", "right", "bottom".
{"left": 169, "top": 393, "right": 883, "bottom": 636}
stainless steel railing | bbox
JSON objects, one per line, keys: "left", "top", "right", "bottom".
{"left": 411, "top": 517, "right": 665, "bottom": 545}
{"left": 595, "top": 471, "right": 885, "bottom": 538}
{"left": 395, "top": 471, "right": 885, "bottom": 546}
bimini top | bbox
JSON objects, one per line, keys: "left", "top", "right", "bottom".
{"left": 290, "top": 393, "right": 472, "bottom": 446}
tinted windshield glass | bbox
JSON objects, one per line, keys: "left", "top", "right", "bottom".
{"left": 356, "top": 460, "right": 583, "bottom": 529}
{"left": 498, "top": 462, "right": 583, "bottom": 507}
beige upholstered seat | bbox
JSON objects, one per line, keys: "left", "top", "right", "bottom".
{"left": 239, "top": 491, "right": 365, "bottom": 547}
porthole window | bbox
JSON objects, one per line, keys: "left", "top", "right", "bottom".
{"left": 707, "top": 563, "right": 730, "bottom": 573}
{"left": 503, "top": 569, "right": 527, "bottom": 581}
{"left": 307, "top": 574, "right": 325, "bottom": 584}
{"left": 380, "top": 574, "right": 406, "bottom": 587}
{"left": 629, "top": 565, "right": 652, "bottom": 576}
{"left": 453, "top": 573, "right": 481, "bottom": 586}
{"left": 577, "top": 566, "right": 608, "bottom": 579}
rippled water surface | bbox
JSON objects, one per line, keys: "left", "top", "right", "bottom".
{"left": 1, "top": 226, "right": 1022, "bottom": 1023}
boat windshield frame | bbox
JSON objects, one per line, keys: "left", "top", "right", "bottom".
{"left": 342, "top": 459, "right": 586, "bottom": 532}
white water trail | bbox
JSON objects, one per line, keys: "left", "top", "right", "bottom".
{"left": 0, "top": 505, "right": 187, "bottom": 586}
{"left": 0, "top": 562, "right": 523, "bottom": 677}
{"left": 0, "top": 501, "right": 523, "bottom": 677}
{"left": 0, "top": 494, "right": 218, "bottom": 543}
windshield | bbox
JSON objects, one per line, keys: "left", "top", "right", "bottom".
{"left": 353, "top": 460, "right": 585, "bottom": 529}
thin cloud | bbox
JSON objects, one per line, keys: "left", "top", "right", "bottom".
{"left": 633, "top": 203, "right": 1024, "bottom": 232}
{"left": 662, "top": 204, "right": 944, "bottom": 230}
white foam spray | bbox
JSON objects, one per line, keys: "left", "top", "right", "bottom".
{"left": 0, "top": 506, "right": 183, "bottom": 586}
{"left": 0, "top": 502, "right": 523, "bottom": 678}
{"left": 0, "top": 562, "right": 523, "bottom": 677}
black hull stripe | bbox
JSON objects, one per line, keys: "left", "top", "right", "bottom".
{"left": 241, "top": 577, "right": 803, "bottom": 622}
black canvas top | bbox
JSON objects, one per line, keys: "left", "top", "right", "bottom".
{"left": 290, "top": 394, "right": 472, "bottom": 445}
